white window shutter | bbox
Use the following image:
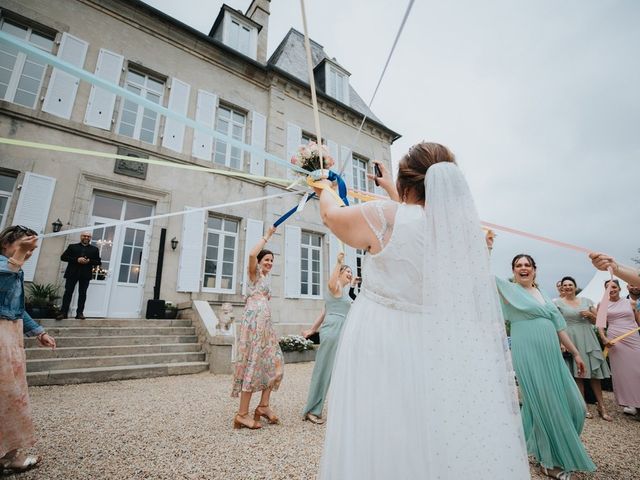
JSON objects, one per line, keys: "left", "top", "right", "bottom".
{"left": 327, "top": 139, "right": 339, "bottom": 168}
{"left": 341, "top": 146, "right": 353, "bottom": 188}
{"left": 12, "top": 173, "right": 56, "bottom": 282}
{"left": 192, "top": 89, "right": 217, "bottom": 160}
{"left": 286, "top": 122, "right": 302, "bottom": 180}
{"left": 344, "top": 246, "right": 357, "bottom": 274}
{"left": 42, "top": 33, "right": 88, "bottom": 119}
{"left": 284, "top": 225, "right": 301, "bottom": 298}
{"left": 241, "top": 218, "right": 263, "bottom": 296}
{"left": 162, "top": 78, "right": 191, "bottom": 153}
{"left": 328, "top": 233, "right": 340, "bottom": 276}
{"left": 176, "top": 207, "right": 205, "bottom": 292}
{"left": 249, "top": 111, "right": 266, "bottom": 176}
{"left": 84, "top": 49, "right": 124, "bottom": 129}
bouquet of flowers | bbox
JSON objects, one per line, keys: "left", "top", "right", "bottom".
{"left": 290, "top": 141, "right": 335, "bottom": 177}
{"left": 279, "top": 334, "right": 314, "bottom": 352}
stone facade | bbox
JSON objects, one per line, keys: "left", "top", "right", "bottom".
{"left": 0, "top": 0, "right": 399, "bottom": 325}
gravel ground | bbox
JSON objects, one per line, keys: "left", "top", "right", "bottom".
{"left": 8, "top": 363, "right": 639, "bottom": 479}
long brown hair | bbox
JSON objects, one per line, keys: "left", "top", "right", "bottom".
{"left": 396, "top": 142, "right": 456, "bottom": 203}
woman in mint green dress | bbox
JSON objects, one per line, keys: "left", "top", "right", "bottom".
{"left": 493, "top": 251, "right": 596, "bottom": 479}
{"left": 301, "top": 252, "right": 353, "bottom": 424}
{"left": 554, "top": 276, "right": 612, "bottom": 421}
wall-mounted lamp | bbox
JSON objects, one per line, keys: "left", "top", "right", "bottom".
{"left": 51, "top": 218, "right": 63, "bottom": 233}
{"left": 171, "top": 237, "right": 179, "bottom": 250}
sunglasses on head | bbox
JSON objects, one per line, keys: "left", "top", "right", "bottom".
{"left": 15, "top": 225, "right": 38, "bottom": 236}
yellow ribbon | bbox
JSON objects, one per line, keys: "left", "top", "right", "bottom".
{"left": 306, "top": 176, "right": 347, "bottom": 206}
{"left": 0, "top": 137, "right": 294, "bottom": 186}
{"left": 603, "top": 327, "right": 640, "bottom": 358}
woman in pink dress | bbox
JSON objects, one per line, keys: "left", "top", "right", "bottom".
{"left": 598, "top": 279, "right": 640, "bottom": 415}
{"left": 231, "top": 226, "right": 284, "bottom": 429}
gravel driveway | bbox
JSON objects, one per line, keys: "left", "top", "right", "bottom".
{"left": 12, "top": 363, "right": 640, "bottom": 479}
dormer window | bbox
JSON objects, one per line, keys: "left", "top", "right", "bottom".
{"left": 215, "top": 8, "right": 259, "bottom": 60}
{"left": 327, "top": 66, "right": 348, "bottom": 104}
{"left": 313, "top": 58, "right": 350, "bottom": 106}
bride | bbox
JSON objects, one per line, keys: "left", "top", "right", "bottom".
{"left": 311, "top": 143, "right": 530, "bottom": 479}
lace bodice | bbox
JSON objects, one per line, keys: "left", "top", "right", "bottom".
{"left": 359, "top": 201, "right": 425, "bottom": 311}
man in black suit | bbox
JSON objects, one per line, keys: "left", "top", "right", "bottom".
{"left": 56, "top": 231, "right": 101, "bottom": 320}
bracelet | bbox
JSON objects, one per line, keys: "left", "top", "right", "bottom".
{"left": 261, "top": 236, "right": 268, "bottom": 243}
{"left": 7, "top": 257, "right": 24, "bottom": 267}
{"left": 37, "top": 331, "right": 47, "bottom": 339}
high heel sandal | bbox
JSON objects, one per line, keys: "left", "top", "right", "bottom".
{"left": 540, "top": 466, "right": 572, "bottom": 479}
{"left": 254, "top": 404, "right": 280, "bottom": 424}
{"left": 0, "top": 454, "right": 42, "bottom": 473}
{"left": 596, "top": 404, "right": 613, "bottom": 422}
{"left": 303, "top": 413, "right": 325, "bottom": 424}
{"left": 233, "top": 412, "right": 262, "bottom": 429}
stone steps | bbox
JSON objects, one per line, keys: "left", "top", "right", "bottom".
{"left": 27, "top": 351, "right": 206, "bottom": 371}
{"left": 27, "top": 362, "right": 209, "bottom": 386}
{"left": 26, "top": 317, "right": 207, "bottom": 386}
{"left": 26, "top": 343, "right": 201, "bottom": 359}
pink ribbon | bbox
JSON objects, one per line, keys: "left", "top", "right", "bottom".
{"left": 595, "top": 267, "right": 614, "bottom": 329}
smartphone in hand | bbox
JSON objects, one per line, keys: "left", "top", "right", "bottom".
{"left": 374, "top": 163, "right": 382, "bottom": 186}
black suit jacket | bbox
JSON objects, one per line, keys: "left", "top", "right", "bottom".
{"left": 61, "top": 242, "right": 102, "bottom": 280}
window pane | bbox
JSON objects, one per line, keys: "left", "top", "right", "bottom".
{"left": 301, "top": 233, "right": 309, "bottom": 245}
{"left": 1, "top": 21, "right": 28, "bottom": 39}
{"left": 118, "top": 265, "right": 128, "bottom": 282}
{"left": 0, "top": 174, "right": 16, "bottom": 192}
{"left": 312, "top": 284, "right": 319, "bottom": 296}
{"left": 223, "top": 235, "right": 234, "bottom": 249}
{"left": 232, "top": 112, "right": 245, "bottom": 124}
{"left": 222, "top": 262, "right": 233, "bottom": 276}
{"left": 13, "top": 88, "right": 36, "bottom": 108}
{"left": 128, "top": 266, "right": 140, "bottom": 284}
{"left": 301, "top": 283, "right": 308, "bottom": 295}
{"left": 132, "top": 247, "right": 143, "bottom": 264}
{"left": 224, "top": 219, "right": 238, "bottom": 233}
{"left": 127, "top": 70, "right": 145, "bottom": 85}
{"left": 204, "top": 260, "right": 216, "bottom": 275}
{"left": 124, "top": 201, "right": 153, "bottom": 223}
{"left": 124, "top": 228, "right": 135, "bottom": 244}
{"left": 92, "top": 195, "right": 124, "bottom": 219}
{"left": 208, "top": 217, "right": 222, "bottom": 230}
{"left": 29, "top": 32, "right": 54, "bottom": 52}
{"left": 134, "top": 230, "right": 145, "bottom": 247}
{"left": 312, "top": 235, "right": 321, "bottom": 247}
{"left": 223, "top": 248, "right": 234, "bottom": 262}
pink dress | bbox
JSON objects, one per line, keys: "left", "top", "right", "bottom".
{"left": 0, "top": 319, "right": 36, "bottom": 458}
{"left": 606, "top": 299, "right": 640, "bottom": 408}
{"left": 231, "top": 271, "right": 284, "bottom": 397}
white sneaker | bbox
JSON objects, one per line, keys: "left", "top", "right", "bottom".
{"left": 623, "top": 406, "right": 637, "bottom": 415}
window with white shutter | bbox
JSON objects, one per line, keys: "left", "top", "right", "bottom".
{"left": 176, "top": 207, "right": 205, "bottom": 292}
{"left": 192, "top": 89, "right": 217, "bottom": 160}
{"left": 117, "top": 69, "right": 165, "bottom": 144}
{"left": 0, "top": 173, "right": 17, "bottom": 230}
{"left": 213, "top": 105, "right": 246, "bottom": 170}
{"left": 11, "top": 172, "right": 56, "bottom": 281}
{"left": 84, "top": 48, "right": 124, "bottom": 130}
{"left": 0, "top": 18, "right": 54, "bottom": 109}
{"left": 241, "top": 218, "right": 263, "bottom": 295}
{"left": 162, "top": 77, "right": 191, "bottom": 153}
{"left": 300, "top": 231, "right": 322, "bottom": 298}
{"left": 249, "top": 111, "right": 266, "bottom": 176}
{"left": 351, "top": 154, "right": 375, "bottom": 204}
{"left": 202, "top": 215, "right": 239, "bottom": 293}
{"left": 284, "top": 224, "right": 301, "bottom": 298}
{"left": 286, "top": 123, "right": 302, "bottom": 180}
{"left": 42, "top": 32, "right": 88, "bottom": 119}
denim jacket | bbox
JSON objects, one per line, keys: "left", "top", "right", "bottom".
{"left": 0, "top": 255, "right": 45, "bottom": 337}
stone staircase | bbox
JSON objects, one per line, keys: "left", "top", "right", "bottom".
{"left": 26, "top": 318, "right": 208, "bottom": 386}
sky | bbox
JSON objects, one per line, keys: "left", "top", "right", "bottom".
{"left": 144, "top": 0, "right": 639, "bottom": 294}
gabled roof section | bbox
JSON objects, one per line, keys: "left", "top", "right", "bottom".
{"left": 268, "top": 28, "right": 383, "bottom": 125}
{"left": 209, "top": 3, "right": 263, "bottom": 37}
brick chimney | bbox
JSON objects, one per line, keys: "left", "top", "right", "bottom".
{"left": 246, "top": 0, "right": 270, "bottom": 63}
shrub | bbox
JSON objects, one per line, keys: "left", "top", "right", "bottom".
{"left": 279, "top": 334, "right": 314, "bottom": 352}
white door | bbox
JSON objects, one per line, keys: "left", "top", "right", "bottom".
{"left": 75, "top": 193, "right": 154, "bottom": 318}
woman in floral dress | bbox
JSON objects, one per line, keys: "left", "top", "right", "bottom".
{"left": 232, "top": 226, "right": 284, "bottom": 429}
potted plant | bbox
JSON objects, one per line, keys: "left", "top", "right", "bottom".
{"left": 279, "top": 334, "right": 316, "bottom": 363}
{"left": 25, "top": 283, "right": 61, "bottom": 319}
{"left": 164, "top": 301, "right": 178, "bottom": 319}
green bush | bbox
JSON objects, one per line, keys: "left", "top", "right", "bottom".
{"left": 279, "top": 334, "right": 314, "bottom": 352}
{"left": 26, "top": 283, "right": 61, "bottom": 307}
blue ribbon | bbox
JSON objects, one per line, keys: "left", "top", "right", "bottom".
{"left": 273, "top": 170, "right": 349, "bottom": 227}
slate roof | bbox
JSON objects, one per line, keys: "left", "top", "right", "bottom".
{"left": 268, "top": 28, "right": 386, "bottom": 127}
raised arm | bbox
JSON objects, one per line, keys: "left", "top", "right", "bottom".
{"left": 248, "top": 226, "right": 276, "bottom": 284}
{"left": 328, "top": 252, "right": 345, "bottom": 296}
{"left": 314, "top": 180, "right": 381, "bottom": 253}
{"left": 367, "top": 160, "right": 400, "bottom": 201}
{"left": 589, "top": 252, "right": 640, "bottom": 285}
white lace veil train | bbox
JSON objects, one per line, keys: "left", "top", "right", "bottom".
{"left": 421, "top": 162, "right": 527, "bottom": 458}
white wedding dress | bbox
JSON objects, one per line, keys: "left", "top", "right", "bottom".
{"left": 319, "top": 164, "right": 530, "bottom": 479}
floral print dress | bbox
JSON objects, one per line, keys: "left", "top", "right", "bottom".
{"left": 231, "top": 268, "right": 284, "bottom": 397}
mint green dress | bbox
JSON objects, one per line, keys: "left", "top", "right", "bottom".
{"left": 553, "top": 297, "right": 611, "bottom": 379}
{"left": 302, "top": 288, "right": 351, "bottom": 417}
{"left": 496, "top": 278, "right": 596, "bottom": 472}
